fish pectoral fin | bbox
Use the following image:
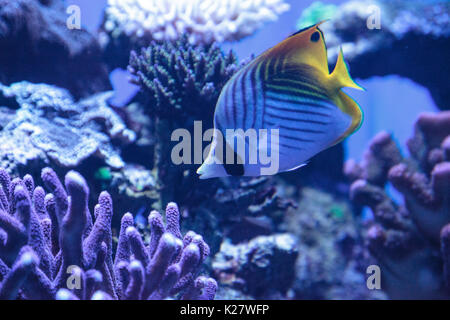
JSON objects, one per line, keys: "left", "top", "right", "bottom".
{"left": 331, "top": 47, "right": 365, "bottom": 91}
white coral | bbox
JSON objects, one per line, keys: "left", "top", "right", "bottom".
{"left": 103, "top": 0, "right": 290, "bottom": 44}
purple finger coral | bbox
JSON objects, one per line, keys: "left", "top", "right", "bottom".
{"left": 345, "top": 111, "right": 450, "bottom": 299}
{"left": 0, "top": 167, "right": 216, "bottom": 300}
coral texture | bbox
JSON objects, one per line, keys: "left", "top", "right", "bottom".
{"left": 320, "top": 0, "right": 450, "bottom": 110}
{"left": 0, "top": 0, "right": 110, "bottom": 98}
{"left": 283, "top": 187, "right": 386, "bottom": 300}
{"left": 0, "top": 82, "right": 135, "bottom": 173}
{"left": 213, "top": 234, "right": 298, "bottom": 299}
{"left": 126, "top": 39, "right": 293, "bottom": 257}
{"left": 100, "top": 0, "right": 289, "bottom": 69}
{"left": 128, "top": 37, "right": 240, "bottom": 122}
{"left": 0, "top": 167, "right": 216, "bottom": 300}
{"left": 127, "top": 38, "right": 240, "bottom": 208}
{"left": 103, "top": 0, "right": 289, "bottom": 44}
{"left": 345, "top": 111, "right": 450, "bottom": 299}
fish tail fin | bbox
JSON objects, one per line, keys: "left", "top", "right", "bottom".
{"left": 331, "top": 47, "right": 365, "bottom": 91}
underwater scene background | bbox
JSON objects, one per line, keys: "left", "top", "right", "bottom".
{"left": 0, "top": 0, "right": 448, "bottom": 300}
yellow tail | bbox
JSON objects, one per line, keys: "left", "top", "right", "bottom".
{"left": 331, "top": 47, "right": 365, "bottom": 91}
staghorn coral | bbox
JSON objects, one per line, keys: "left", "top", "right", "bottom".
{"left": 320, "top": 0, "right": 450, "bottom": 109}
{"left": 0, "top": 0, "right": 110, "bottom": 98}
{"left": 345, "top": 111, "right": 450, "bottom": 299}
{"left": 128, "top": 37, "right": 240, "bottom": 122}
{"left": 0, "top": 82, "right": 136, "bottom": 174}
{"left": 0, "top": 167, "right": 216, "bottom": 300}
{"left": 100, "top": 0, "right": 290, "bottom": 68}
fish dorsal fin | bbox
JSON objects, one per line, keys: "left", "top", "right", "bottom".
{"left": 263, "top": 21, "right": 330, "bottom": 75}
{"left": 330, "top": 47, "right": 365, "bottom": 91}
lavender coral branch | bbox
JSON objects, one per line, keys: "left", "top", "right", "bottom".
{"left": 346, "top": 111, "right": 450, "bottom": 299}
{"left": 0, "top": 167, "right": 216, "bottom": 300}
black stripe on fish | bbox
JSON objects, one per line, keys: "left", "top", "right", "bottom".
{"left": 241, "top": 67, "right": 252, "bottom": 130}
{"left": 223, "top": 162, "right": 245, "bottom": 176}
{"left": 267, "top": 57, "right": 277, "bottom": 80}
{"left": 265, "top": 95, "right": 333, "bottom": 112}
{"left": 265, "top": 85, "right": 330, "bottom": 103}
{"left": 271, "top": 78, "right": 328, "bottom": 98}
{"left": 265, "top": 112, "right": 328, "bottom": 125}
{"left": 250, "top": 63, "right": 258, "bottom": 128}
{"left": 222, "top": 142, "right": 244, "bottom": 176}
{"left": 264, "top": 115, "right": 326, "bottom": 134}
{"left": 232, "top": 76, "right": 238, "bottom": 126}
{"left": 265, "top": 104, "right": 330, "bottom": 118}
{"left": 260, "top": 59, "right": 270, "bottom": 125}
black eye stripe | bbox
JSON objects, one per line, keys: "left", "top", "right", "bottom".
{"left": 310, "top": 31, "right": 320, "bottom": 42}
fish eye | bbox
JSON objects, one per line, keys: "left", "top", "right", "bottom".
{"left": 310, "top": 31, "right": 320, "bottom": 42}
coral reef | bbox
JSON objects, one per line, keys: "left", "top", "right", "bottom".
{"left": 125, "top": 39, "right": 294, "bottom": 256}
{"left": 0, "top": 0, "right": 110, "bottom": 98}
{"left": 282, "top": 187, "right": 386, "bottom": 300}
{"left": 320, "top": 0, "right": 450, "bottom": 109}
{"left": 0, "top": 167, "right": 216, "bottom": 300}
{"left": 211, "top": 186, "right": 387, "bottom": 300}
{"left": 345, "top": 111, "right": 450, "bottom": 299}
{"left": 213, "top": 234, "right": 298, "bottom": 299}
{"left": 0, "top": 82, "right": 135, "bottom": 174}
{"left": 127, "top": 38, "right": 240, "bottom": 208}
{"left": 128, "top": 37, "right": 240, "bottom": 123}
{"left": 100, "top": 0, "right": 290, "bottom": 68}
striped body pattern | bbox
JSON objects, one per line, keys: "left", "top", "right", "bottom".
{"left": 212, "top": 59, "right": 352, "bottom": 175}
{"left": 197, "top": 22, "right": 363, "bottom": 179}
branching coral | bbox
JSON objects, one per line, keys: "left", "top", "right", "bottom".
{"left": 128, "top": 37, "right": 239, "bottom": 122}
{"left": 345, "top": 111, "right": 450, "bottom": 299}
{"left": 101, "top": 0, "right": 290, "bottom": 46}
{"left": 100, "top": 0, "right": 289, "bottom": 69}
{"left": 127, "top": 38, "right": 241, "bottom": 209}
{"left": 0, "top": 167, "right": 216, "bottom": 300}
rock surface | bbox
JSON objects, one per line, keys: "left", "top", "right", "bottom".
{"left": 0, "top": 0, "right": 110, "bottom": 98}
{"left": 0, "top": 82, "right": 135, "bottom": 174}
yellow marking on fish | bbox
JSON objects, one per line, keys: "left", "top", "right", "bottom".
{"left": 266, "top": 84, "right": 328, "bottom": 100}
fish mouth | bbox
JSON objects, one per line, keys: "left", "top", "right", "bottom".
{"left": 196, "top": 163, "right": 210, "bottom": 179}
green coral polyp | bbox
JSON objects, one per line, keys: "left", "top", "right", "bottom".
{"left": 128, "top": 37, "right": 239, "bottom": 121}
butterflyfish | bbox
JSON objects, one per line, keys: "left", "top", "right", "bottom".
{"left": 197, "top": 21, "right": 364, "bottom": 179}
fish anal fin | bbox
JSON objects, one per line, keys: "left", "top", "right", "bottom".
{"left": 331, "top": 90, "right": 363, "bottom": 145}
